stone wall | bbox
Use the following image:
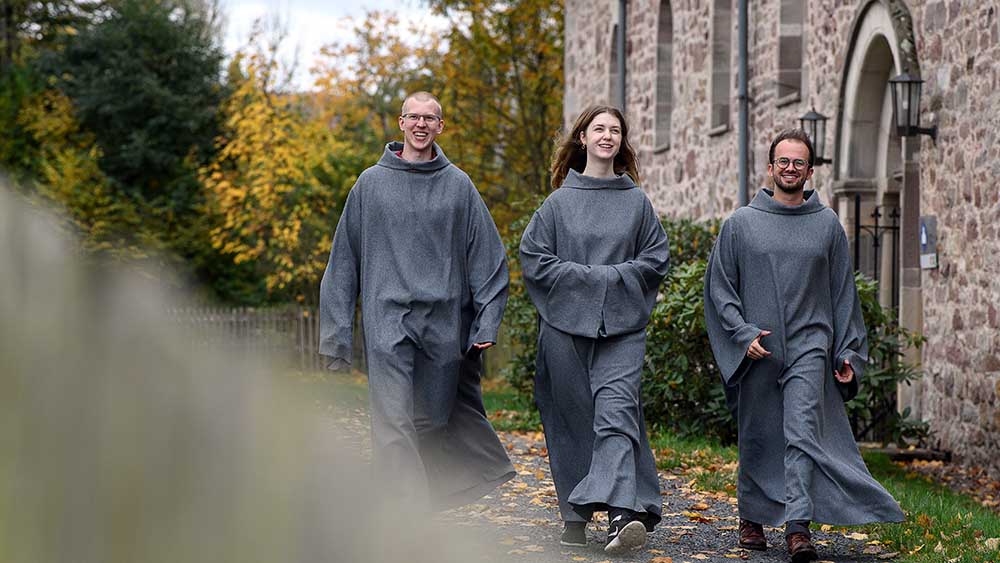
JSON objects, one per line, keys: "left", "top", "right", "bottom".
{"left": 911, "top": 1, "right": 1000, "bottom": 474}
{"left": 564, "top": 0, "right": 1000, "bottom": 475}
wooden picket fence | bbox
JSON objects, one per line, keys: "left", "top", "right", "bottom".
{"left": 165, "top": 306, "right": 509, "bottom": 377}
{"left": 165, "top": 306, "right": 332, "bottom": 372}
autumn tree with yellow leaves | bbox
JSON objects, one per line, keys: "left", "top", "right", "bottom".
{"left": 429, "top": 0, "right": 564, "bottom": 230}
{"left": 16, "top": 88, "right": 149, "bottom": 257}
{"left": 202, "top": 32, "right": 352, "bottom": 302}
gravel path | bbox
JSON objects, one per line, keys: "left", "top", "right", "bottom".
{"left": 437, "top": 432, "right": 900, "bottom": 563}
{"left": 323, "top": 384, "right": 899, "bottom": 563}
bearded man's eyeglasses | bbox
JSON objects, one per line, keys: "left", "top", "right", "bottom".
{"left": 772, "top": 157, "right": 810, "bottom": 171}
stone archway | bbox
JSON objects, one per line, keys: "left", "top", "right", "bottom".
{"left": 833, "top": 0, "right": 924, "bottom": 419}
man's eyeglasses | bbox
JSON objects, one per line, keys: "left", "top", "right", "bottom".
{"left": 401, "top": 113, "right": 442, "bottom": 125}
{"left": 772, "top": 157, "right": 810, "bottom": 171}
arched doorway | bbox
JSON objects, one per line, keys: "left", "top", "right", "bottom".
{"left": 833, "top": 0, "right": 924, "bottom": 419}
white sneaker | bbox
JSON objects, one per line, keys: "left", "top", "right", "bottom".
{"left": 604, "top": 513, "right": 646, "bottom": 554}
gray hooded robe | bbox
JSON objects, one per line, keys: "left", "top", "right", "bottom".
{"left": 703, "top": 188, "right": 904, "bottom": 527}
{"left": 319, "top": 142, "right": 515, "bottom": 510}
{"left": 520, "top": 169, "right": 669, "bottom": 526}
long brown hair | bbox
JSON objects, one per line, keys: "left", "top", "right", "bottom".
{"left": 550, "top": 105, "right": 641, "bottom": 189}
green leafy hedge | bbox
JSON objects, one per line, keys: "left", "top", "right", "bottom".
{"left": 499, "top": 210, "right": 926, "bottom": 446}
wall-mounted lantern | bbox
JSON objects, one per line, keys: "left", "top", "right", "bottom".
{"left": 798, "top": 108, "right": 832, "bottom": 166}
{"left": 888, "top": 73, "right": 938, "bottom": 142}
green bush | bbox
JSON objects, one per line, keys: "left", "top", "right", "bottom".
{"left": 499, "top": 198, "right": 543, "bottom": 398}
{"left": 500, "top": 208, "right": 926, "bottom": 446}
{"left": 850, "top": 273, "right": 929, "bottom": 445}
{"left": 643, "top": 259, "right": 735, "bottom": 442}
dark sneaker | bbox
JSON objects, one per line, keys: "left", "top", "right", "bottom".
{"left": 604, "top": 510, "right": 647, "bottom": 554}
{"left": 560, "top": 521, "right": 587, "bottom": 547}
{"left": 786, "top": 532, "right": 819, "bottom": 563}
{"left": 738, "top": 518, "right": 767, "bottom": 550}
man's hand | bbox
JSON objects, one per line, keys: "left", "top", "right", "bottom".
{"left": 746, "top": 330, "right": 772, "bottom": 360}
{"left": 473, "top": 342, "right": 494, "bottom": 350}
{"left": 834, "top": 359, "right": 854, "bottom": 383}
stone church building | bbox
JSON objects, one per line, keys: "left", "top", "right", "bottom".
{"left": 564, "top": 0, "right": 999, "bottom": 474}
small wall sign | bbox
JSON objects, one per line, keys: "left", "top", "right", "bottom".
{"left": 920, "top": 215, "right": 938, "bottom": 270}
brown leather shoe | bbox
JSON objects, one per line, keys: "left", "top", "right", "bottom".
{"left": 786, "top": 532, "right": 818, "bottom": 563}
{"left": 738, "top": 519, "right": 767, "bottom": 550}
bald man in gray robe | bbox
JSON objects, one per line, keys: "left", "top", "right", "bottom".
{"left": 320, "top": 93, "right": 514, "bottom": 510}
{"left": 704, "top": 130, "right": 903, "bottom": 562}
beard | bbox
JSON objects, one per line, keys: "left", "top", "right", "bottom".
{"left": 772, "top": 171, "right": 807, "bottom": 193}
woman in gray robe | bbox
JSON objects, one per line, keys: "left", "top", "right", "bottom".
{"left": 519, "top": 105, "right": 669, "bottom": 555}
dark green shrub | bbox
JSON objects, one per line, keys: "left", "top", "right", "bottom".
{"left": 643, "top": 259, "right": 735, "bottom": 442}
{"left": 849, "top": 273, "right": 929, "bottom": 445}
{"left": 660, "top": 217, "right": 719, "bottom": 266}
{"left": 498, "top": 197, "right": 544, "bottom": 398}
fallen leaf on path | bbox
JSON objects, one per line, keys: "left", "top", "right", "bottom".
{"left": 691, "top": 555, "right": 709, "bottom": 560}
{"left": 571, "top": 557, "right": 586, "bottom": 561}
{"left": 681, "top": 511, "right": 716, "bottom": 523}
{"left": 690, "top": 502, "right": 711, "bottom": 511}
{"left": 718, "top": 525, "right": 738, "bottom": 531}
{"left": 878, "top": 553, "right": 900, "bottom": 559}
{"left": 820, "top": 524, "right": 833, "bottom": 532}
{"left": 523, "top": 545, "right": 544, "bottom": 552}
{"left": 534, "top": 470, "right": 546, "bottom": 480}
{"left": 513, "top": 535, "right": 530, "bottom": 541}
{"left": 650, "top": 557, "right": 673, "bottom": 563}
{"left": 844, "top": 532, "right": 869, "bottom": 540}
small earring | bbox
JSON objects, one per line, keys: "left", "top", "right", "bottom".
{"left": 581, "top": 143, "right": 586, "bottom": 150}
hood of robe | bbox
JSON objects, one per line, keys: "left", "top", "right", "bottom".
{"left": 749, "top": 188, "right": 825, "bottom": 215}
{"left": 377, "top": 141, "right": 452, "bottom": 172}
{"left": 560, "top": 168, "right": 637, "bottom": 190}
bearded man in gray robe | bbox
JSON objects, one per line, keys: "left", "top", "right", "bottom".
{"left": 319, "top": 92, "right": 514, "bottom": 510}
{"left": 704, "top": 129, "right": 904, "bottom": 563}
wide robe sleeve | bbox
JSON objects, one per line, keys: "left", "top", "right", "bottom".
{"left": 829, "top": 221, "right": 867, "bottom": 401}
{"left": 703, "top": 218, "right": 763, "bottom": 385}
{"left": 603, "top": 199, "right": 670, "bottom": 335}
{"left": 519, "top": 205, "right": 611, "bottom": 338}
{"left": 319, "top": 187, "right": 362, "bottom": 366}
{"left": 465, "top": 185, "right": 510, "bottom": 351}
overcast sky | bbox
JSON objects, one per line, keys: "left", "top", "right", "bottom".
{"left": 220, "top": 0, "right": 444, "bottom": 90}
